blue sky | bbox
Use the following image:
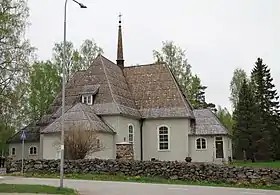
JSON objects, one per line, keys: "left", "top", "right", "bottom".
{"left": 26, "top": 0, "right": 280, "bottom": 112}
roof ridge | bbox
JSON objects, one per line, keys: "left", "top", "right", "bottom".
{"left": 194, "top": 108, "right": 209, "bottom": 111}
{"left": 165, "top": 63, "right": 194, "bottom": 118}
{"left": 194, "top": 108, "right": 229, "bottom": 135}
{"left": 207, "top": 108, "right": 230, "bottom": 134}
{"left": 99, "top": 55, "right": 121, "bottom": 114}
{"left": 40, "top": 103, "right": 77, "bottom": 130}
{"left": 42, "top": 103, "right": 114, "bottom": 134}
{"left": 79, "top": 103, "right": 98, "bottom": 122}
{"left": 124, "top": 63, "right": 162, "bottom": 68}
{"left": 99, "top": 54, "right": 117, "bottom": 65}
{"left": 79, "top": 103, "right": 101, "bottom": 129}
{"left": 80, "top": 103, "right": 115, "bottom": 133}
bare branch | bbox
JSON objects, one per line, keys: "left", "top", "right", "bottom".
{"left": 64, "top": 123, "right": 103, "bottom": 160}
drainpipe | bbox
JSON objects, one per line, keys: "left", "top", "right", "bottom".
{"left": 140, "top": 119, "right": 144, "bottom": 161}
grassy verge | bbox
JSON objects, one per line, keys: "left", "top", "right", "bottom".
{"left": 231, "top": 161, "right": 280, "bottom": 168}
{"left": 6, "top": 172, "right": 280, "bottom": 191}
{"left": 0, "top": 183, "right": 77, "bottom": 194}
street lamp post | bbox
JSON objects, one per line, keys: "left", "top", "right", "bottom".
{"left": 60, "top": 0, "right": 87, "bottom": 189}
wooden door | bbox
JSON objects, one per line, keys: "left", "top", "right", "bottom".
{"left": 215, "top": 137, "right": 224, "bottom": 159}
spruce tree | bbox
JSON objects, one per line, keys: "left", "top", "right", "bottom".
{"left": 232, "top": 79, "right": 261, "bottom": 161}
{"left": 251, "top": 58, "right": 280, "bottom": 160}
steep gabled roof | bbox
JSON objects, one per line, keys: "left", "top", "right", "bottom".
{"left": 38, "top": 54, "right": 195, "bottom": 130}
{"left": 123, "top": 63, "right": 194, "bottom": 118}
{"left": 78, "top": 55, "right": 140, "bottom": 117}
{"left": 42, "top": 103, "right": 115, "bottom": 134}
{"left": 193, "top": 108, "right": 229, "bottom": 135}
{"left": 38, "top": 54, "right": 141, "bottom": 127}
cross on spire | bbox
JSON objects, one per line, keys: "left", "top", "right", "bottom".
{"left": 118, "top": 13, "right": 122, "bottom": 24}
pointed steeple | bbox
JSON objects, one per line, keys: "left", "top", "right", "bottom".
{"left": 116, "top": 13, "right": 124, "bottom": 69}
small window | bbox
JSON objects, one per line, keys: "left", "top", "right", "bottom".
{"left": 55, "top": 150, "right": 61, "bottom": 160}
{"left": 29, "top": 146, "right": 37, "bottom": 155}
{"left": 81, "top": 95, "right": 93, "bottom": 105}
{"left": 11, "top": 148, "right": 16, "bottom": 156}
{"left": 128, "top": 124, "right": 134, "bottom": 144}
{"left": 216, "top": 136, "right": 223, "bottom": 141}
{"left": 96, "top": 139, "right": 101, "bottom": 148}
{"left": 196, "top": 138, "right": 207, "bottom": 150}
{"left": 158, "top": 126, "right": 169, "bottom": 151}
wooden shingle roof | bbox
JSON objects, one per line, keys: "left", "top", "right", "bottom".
{"left": 42, "top": 103, "right": 115, "bottom": 134}
{"left": 81, "top": 55, "right": 140, "bottom": 117}
{"left": 37, "top": 54, "right": 195, "bottom": 134}
{"left": 123, "top": 63, "right": 194, "bottom": 118}
{"left": 38, "top": 55, "right": 141, "bottom": 127}
{"left": 193, "top": 108, "right": 229, "bottom": 135}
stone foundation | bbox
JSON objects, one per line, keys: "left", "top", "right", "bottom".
{"left": 116, "top": 142, "right": 134, "bottom": 160}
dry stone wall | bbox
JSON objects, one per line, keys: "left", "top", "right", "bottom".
{"left": 6, "top": 159, "right": 280, "bottom": 185}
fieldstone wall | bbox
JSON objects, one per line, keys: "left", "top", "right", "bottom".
{"left": 6, "top": 159, "right": 280, "bottom": 185}
{"left": 116, "top": 142, "right": 134, "bottom": 160}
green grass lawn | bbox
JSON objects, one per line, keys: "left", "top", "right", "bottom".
{"left": 6, "top": 172, "right": 280, "bottom": 191}
{"left": 0, "top": 183, "right": 77, "bottom": 194}
{"left": 231, "top": 161, "right": 280, "bottom": 168}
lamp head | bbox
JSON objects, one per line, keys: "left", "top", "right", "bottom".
{"left": 79, "top": 3, "right": 87, "bottom": 8}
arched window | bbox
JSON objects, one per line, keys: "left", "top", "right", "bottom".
{"left": 158, "top": 126, "right": 170, "bottom": 151}
{"left": 196, "top": 138, "right": 207, "bottom": 150}
{"left": 128, "top": 124, "right": 134, "bottom": 144}
{"left": 29, "top": 146, "right": 37, "bottom": 155}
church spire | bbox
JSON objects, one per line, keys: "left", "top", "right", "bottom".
{"left": 116, "top": 13, "right": 124, "bottom": 69}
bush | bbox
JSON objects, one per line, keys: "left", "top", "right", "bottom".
{"left": 64, "top": 123, "right": 103, "bottom": 160}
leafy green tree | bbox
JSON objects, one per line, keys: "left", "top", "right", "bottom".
{"left": 0, "top": 0, "right": 34, "bottom": 96}
{"left": 27, "top": 61, "right": 61, "bottom": 121}
{"left": 153, "top": 41, "right": 214, "bottom": 109}
{"left": 216, "top": 105, "right": 234, "bottom": 135}
{"left": 52, "top": 41, "right": 77, "bottom": 82}
{"left": 0, "top": 120, "right": 15, "bottom": 156}
{"left": 0, "top": 0, "right": 34, "bottom": 154}
{"left": 230, "top": 68, "right": 248, "bottom": 110}
{"left": 251, "top": 58, "right": 280, "bottom": 160}
{"left": 153, "top": 41, "right": 192, "bottom": 88}
{"left": 232, "top": 79, "right": 262, "bottom": 161}
{"left": 79, "top": 39, "right": 103, "bottom": 69}
{"left": 52, "top": 39, "right": 103, "bottom": 82}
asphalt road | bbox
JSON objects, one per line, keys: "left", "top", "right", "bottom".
{"left": 1, "top": 176, "right": 280, "bottom": 195}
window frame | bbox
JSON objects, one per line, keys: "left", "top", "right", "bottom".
{"left": 196, "top": 137, "right": 207, "bottom": 150}
{"left": 157, "top": 125, "right": 170, "bottom": 151}
{"left": 11, "top": 147, "right": 16, "bottom": 156}
{"left": 55, "top": 149, "right": 61, "bottom": 160}
{"left": 81, "top": 94, "right": 93, "bottom": 105}
{"left": 96, "top": 138, "right": 101, "bottom": 148}
{"left": 128, "top": 124, "right": 134, "bottom": 144}
{"left": 29, "top": 146, "right": 38, "bottom": 155}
